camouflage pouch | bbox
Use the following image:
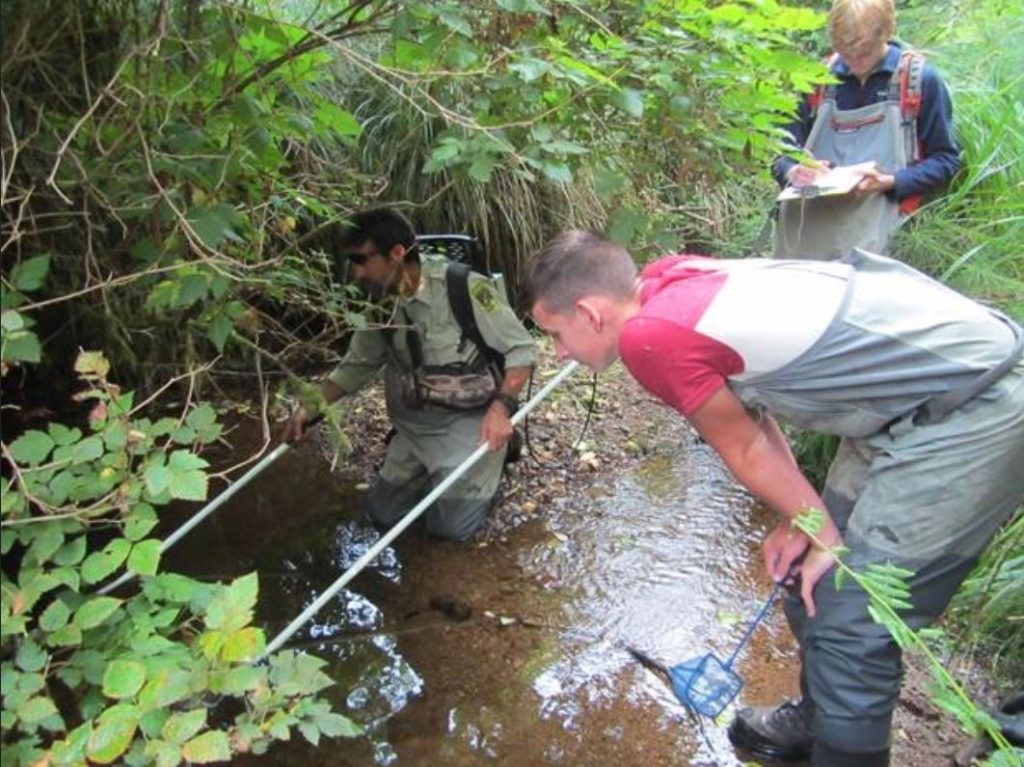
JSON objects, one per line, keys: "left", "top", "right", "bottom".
{"left": 401, "top": 364, "right": 499, "bottom": 411}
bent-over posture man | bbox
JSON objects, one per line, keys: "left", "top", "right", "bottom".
{"left": 525, "top": 230, "right": 1023, "bottom": 767}
{"left": 285, "top": 208, "right": 536, "bottom": 541}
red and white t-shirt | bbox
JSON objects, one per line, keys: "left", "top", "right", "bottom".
{"left": 620, "top": 255, "right": 849, "bottom": 416}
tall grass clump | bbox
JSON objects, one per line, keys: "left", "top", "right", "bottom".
{"left": 949, "top": 510, "right": 1024, "bottom": 681}
{"left": 894, "top": 0, "right": 1024, "bottom": 320}
{"left": 895, "top": 0, "right": 1024, "bottom": 685}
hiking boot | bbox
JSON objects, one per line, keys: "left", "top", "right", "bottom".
{"left": 728, "top": 697, "right": 814, "bottom": 763}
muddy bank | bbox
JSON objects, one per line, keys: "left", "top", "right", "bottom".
{"left": 166, "top": 352, "right": 985, "bottom": 766}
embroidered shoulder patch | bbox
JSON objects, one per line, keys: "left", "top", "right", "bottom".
{"left": 470, "top": 278, "right": 500, "bottom": 313}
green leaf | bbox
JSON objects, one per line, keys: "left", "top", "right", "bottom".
{"left": 438, "top": 8, "right": 472, "bottom": 36}
{"left": 220, "top": 627, "right": 265, "bottom": 662}
{"left": 40, "top": 598, "right": 72, "bottom": 631}
{"left": 188, "top": 204, "right": 244, "bottom": 249}
{"left": 81, "top": 538, "right": 130, "bottom": 584}
{"left": 26, "top": 523, "right": 64, "bottom": 565}
{"left": 54, "top": 534, "right": 88, "bottom": 565}
{"left": 610, "top": 87, "right": 645, "bottom": 118}
{"left": 209, "top": 665, "right": 264, "bottom": 695}
{"left": 139, "top": 707, "right": 170, "bottom": 738}
{"left": 170, "top": 425, "right": 197, "bottom": 444}
{"left": 0, "top": 308, "right": 25, "bottom": 331}
{"left": 46, "top": 622, "right": 82, "bottom": 647}
{"left": 102, "top": 660, "right": 147, "bottom": 699}
{"left": 8, "top": 430, "right": 55, "bottom": 465}
{"left": 144, "top": 465, "right": 172, "bottom": 497}
{"left": 185, "top": 404, "right": 221, "bottom": 442}
{"left": 128, "top": 540, "right": 162, "bottom": 576}
{"left": 19, "top": 695, "right": 59, "bottom": 724}
{"left": 608, "top": 208, "right": 648, "bottom": 246}
{"left": 1, "top": 328, "right": 41, "bottom": 363}
{"left": 793, "top": 508, "right": 824, "bottom": 535}
{"left": 137, "top": 667, "right": 191, "bottom": 712}
{"left": 144, "top": 739, "right": 182, "bottom": 767}
{"left": 205, "top": 572, "right": 258, "bottom": 631}
{"left": 167, "top": 450, "right": 208, "bottom": 472}
{"left": 299, "top": 721, "right": 321, "bottom": 746}
{"left": 207, "top": 314, "right": 233, "bottom": 353}
{"left": 510, "top": 57, "right": 551, "bottom": 82}
{"left": 313, "top": 102, "right": 362, "bottom": 137}
{"left": 168, "top": 469, "right": 207, "bottom": 501}
{"left": 11, "top": 254, "right": 51, "bottom": 292}
{"left": 468, "top": 154, "right": 498, "bottom": 182}
{"left": 123, "top": 504, "right": 158, "bottom": 542}
{"left": 87, "top": 704, "right": 139, "bottom": 764}
{"left": 228, "top": 572, "right": 259, "bottom": 612}
{"left": 268, "top": 651, "right": 334, "bottom": 696}
{"left": 71, "top": 435, "right": 105, "bottom": 464}
{"left": 181, "top": 730, "right": 231, "bottom": 763}
{"left": 74, "top": 350, "right": 111, "bottom": 379}
{"left": 51, "top": 721, "right": 93, "bottom": 764}
{"left": 15, "top": 639, "right": 48, "bottom": 672}
{"left": 540, "top": 161, "right": 572, "bottom": 183}
{"left": 161, "top": 708, "right": 207, "bottom": 744}
{"left": 75, "top": 596, "right": 123, "bottom": 630}
{"left": 177, "top": 273, "right": 209, "bottom": 307}
{"left": 315, "top": 711, "right": 362, "bottom": 738}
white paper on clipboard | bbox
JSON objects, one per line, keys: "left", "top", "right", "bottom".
{"left": 777, "top": 162, "right": 876, "bottom": 201}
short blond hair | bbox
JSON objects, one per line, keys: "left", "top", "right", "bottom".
{"left": 829, "top": 0, "right": 895, "bottom": 54}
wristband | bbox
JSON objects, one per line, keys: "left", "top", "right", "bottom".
{"left": 491, "top": 391, "right": 519, "bottom": 416}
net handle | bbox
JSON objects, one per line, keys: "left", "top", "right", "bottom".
{"left": 724, "top": 580, "right": 785, "bottom": 669}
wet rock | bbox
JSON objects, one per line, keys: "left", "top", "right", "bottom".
{"left": 429, "top": 595, "right": 472, "bottom": 622}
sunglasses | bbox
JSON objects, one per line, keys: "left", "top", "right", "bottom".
{"left": 344, "top": 252, "right": 375, "bottom": 266}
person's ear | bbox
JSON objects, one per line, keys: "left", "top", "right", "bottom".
{"left": 575, "top": 298, "right": 603, "bottom": 332}
{"left": 388, "top": 243, "right": 407, "bottom": 263}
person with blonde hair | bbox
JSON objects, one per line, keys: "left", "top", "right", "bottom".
{"left": 773, "top": 0, "right": 961, "bottom": 259}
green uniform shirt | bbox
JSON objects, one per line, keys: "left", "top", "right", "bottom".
{"left": 327, "top": 255, "right": 537, "bottom": 429}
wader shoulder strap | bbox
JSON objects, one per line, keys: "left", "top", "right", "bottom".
{"left": 914, "top": 311, "right": 1024, "bottom": 425}
{"left": 445, "top": 261, "right": 504, "bottom": 371}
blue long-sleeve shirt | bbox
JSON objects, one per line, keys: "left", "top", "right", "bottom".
{"left": 773, "top": 43, "right": 962, "bottom": 201}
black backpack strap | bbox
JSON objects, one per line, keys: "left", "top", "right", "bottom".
{"left": 381, "top": 307, "right": 423, "bottom": 371}
{"left": 445, "top": 261, "right": 503, "bottom": 371}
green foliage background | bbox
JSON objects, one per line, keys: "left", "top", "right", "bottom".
{"left": 1, "top": 0, "right": 1020, "bottom": 764}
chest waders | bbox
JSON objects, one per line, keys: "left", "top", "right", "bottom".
{"left": 728, "top": 249, "right": 1022, "bottom": 562}
{"left": 729, "top": 250, "right": 1023, "bottom": 439}
{"left": 726, "top": 254, "right": 1024, "bottom": 764}
{"left": 775, "top": 56, "right": 922, "bottom": 260}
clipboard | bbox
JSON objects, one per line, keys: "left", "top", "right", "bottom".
{"left": 777, "top": 162, "right": 876, "bottom": 201}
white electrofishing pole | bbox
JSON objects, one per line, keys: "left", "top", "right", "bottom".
{"left": 97, "top": 415, "right": 323, "bottom": 596}
{"left": 260, "top": 360, "right": 581, "bottom": 658}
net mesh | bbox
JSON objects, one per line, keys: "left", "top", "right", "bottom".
{"left": 669, "top": 653, "right": 743, "bottom": 718}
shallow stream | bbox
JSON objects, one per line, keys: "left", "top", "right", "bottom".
{"left": 164, "top": 413, "right": 801, "bottom": 766}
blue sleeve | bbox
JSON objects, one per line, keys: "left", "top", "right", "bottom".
{"left": 891, "top": 63, "right": 962, "bottom": 200}
{"left": 772, "top": 96, "right": 815, "bottom": 188}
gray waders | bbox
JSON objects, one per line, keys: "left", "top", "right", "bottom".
{"left": 775, "top": 79, "right": 910, "bottom": 260}
{"left": 731, "top": 252, "right": 1024, "bottom": 761}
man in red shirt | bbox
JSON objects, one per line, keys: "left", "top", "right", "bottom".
{"left": 524, "top": 230, "right": 1023, "bottom": 767}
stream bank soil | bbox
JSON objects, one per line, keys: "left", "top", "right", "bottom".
{"left": 171, "top": 352, "right": 999, "bottom": 766}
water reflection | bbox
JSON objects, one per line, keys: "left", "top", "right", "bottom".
{"left": 166, "top": 422, "right": 797, "bottom": 766}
